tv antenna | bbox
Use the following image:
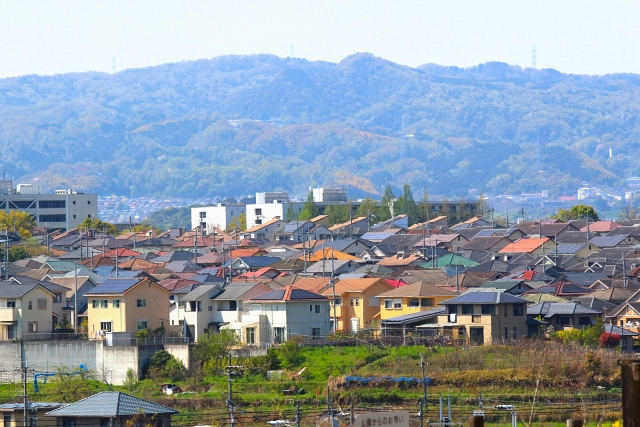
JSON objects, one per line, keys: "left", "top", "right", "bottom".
{"left": 290, "top": 44, "right": 295, "bottom": 57}
{"left": 112, "top": 57, "right": 116, "bottom": 74}
{"left": 532, "top": 45, "right": 537, "bottom": 69}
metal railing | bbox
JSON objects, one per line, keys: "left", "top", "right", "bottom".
{"left": 20, "top": 332, "right": 88, "bottom": 341}
{"left": 104, "top": 336, "right": 191, "bottom": 346}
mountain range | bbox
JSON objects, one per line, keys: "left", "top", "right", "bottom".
{"left": 1, "top": 53, "right": 639, "bottom": 199}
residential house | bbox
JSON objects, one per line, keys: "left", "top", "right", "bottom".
{"left": 478, "top": 280, "right": 533, "bottom": 295}
{"left": 459, "top": 236, "right": 512, "bottom": 253}
{"left": 170, "top": 282, "right": 272, "bottom": 340}
{"left": 229, "top": 257, "right": 281, "bottom": 274}
{"left": 417, "top": 234, "right": 469, "bottom": 253}
{"left": 242, "top": 219, "right": 287, "bottom": 240}
{"left": 320, "top": 278, "right": 394, "bottom": 333}
{"left": 45, "top": 391, "right": 177, "bottom": 427}
{"left": 85, "top": 278, "right": 171, "bottom": 337}
{"left": 0, "top": 402, "right": 62, "bottom": 427}
{"left": 499, "top": 238, "right": 556, "bottom": 256}
{"left": 377, "top": 281, "right": 456, "bottom": 320}
{"left": 436, "top": 292, "right": 532, "bottom": 344}
{"left": 527, "top": 302, "right": 602, "bottom": 331}
{"left": 589, "top": 234, "right": 640, "bottom": 249}
{"left": 581, "top": 220, "right": 622, "bottom": 235}
{"left": 231, "top": 286, "right": 330, "bottom": 344}
{"left": 0, "top": 282, "right": 55, "bottom": 339}
{"left": 48, "top": 276, "right": 97, "bottom": 327}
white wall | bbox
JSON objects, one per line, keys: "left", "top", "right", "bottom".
{"left": 246, "top": 202, "right": 304, "bottom": 228}
{"left": 191, "top": 205, "right": 246, "bottom": 232}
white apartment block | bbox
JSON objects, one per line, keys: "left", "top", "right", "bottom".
{"left": 191, "top": 203, "right": 246, "bottom": 233}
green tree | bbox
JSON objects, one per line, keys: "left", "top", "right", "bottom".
{"left": 325, "top": 204, "right": 349, "bottom": 226}
{"left": 395, "top": 183, "right": 418, "bottom": 225}
{"left": 298, "top": 189, "right": 317, "bottom": 220}
{"left": 379, "top": 184, "right": 395, "bottom": 221}
{"left": 226, "top": 212, "right": 247, "bottom": 232}
{"left": 8, "top": 246, "right": 30, "bottom": 262}
{"left": 286, "top": 202, "right": 296, "bottom": 222}
{"left": 417, "top": 189, "right": 432, "bottom": 223}
{"left": 440, "top": 198, "right": 451, "bottom": 221}
{"left": 278, "top": 339, "right": 304, "bottom": 368}
{"left": 0, "top": 211, "right": 35, "bottom": 238}
{"left": 356, "top": 196, "right": 378, "bottom": 224}
{"left": 192, "top": 330, "right": 240, "bottom": 371}
{"left": 571, "top": 204, "right": 600, "bottom": 221}
{"left": 46, "top": 366, "right": 99, "bottom": 402}
{"left": 78, "top": 217, "right": 118, "bottom": 235}
{"left": 553, "top": 208, "right": 575, "bottom": 222}
{"left": 123, "top": 368, "right": 139, "bottom": 393}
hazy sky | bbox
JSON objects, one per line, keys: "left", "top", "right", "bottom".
{"left": 1, "top": 1, "right": 640, "bottom": 79}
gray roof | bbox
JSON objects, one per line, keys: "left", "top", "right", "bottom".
{"left": 181, "top": 284, "right": 223, "bottom": 301}
{"left": 0, "top": 402, "right": 63, "bottom": 411}
{"left": 527, "top": 302, "right": 602, "bottom": 317}
{"left": 380, "top": 308, "right": 445, "bottom": 325}
{"left": 0, "top": 283, "right": 53, "bottom": 298}
{"left": 216, "top": 283, "right": 266, "bottom": 300}
{"left": 45, "top": 391, "right": 177, "bottom": 417}
{"left": 85, "top": 278, "right": 142, "bottom": 295}
{"left": 589, "top": 234, "right": 630, "bottom": 248}
{"left": 550, "top": 244, "right": 587, "bottom": 255}
{"left": 440, "top": 291, "right": 529, "bottom": 305}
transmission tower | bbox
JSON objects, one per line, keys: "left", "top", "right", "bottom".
{"left": 532, "top": 45, "right": 537, "bottom": 69}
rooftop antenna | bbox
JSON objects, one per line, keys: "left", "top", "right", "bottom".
{"left": 112, "top": 57, "right": 116, "bottom": 74}
{"left": 290, "top": 44, "right": 295, "bottom": 57}
{"left": 532, "top": 44, "right": 537, "bottom": 69}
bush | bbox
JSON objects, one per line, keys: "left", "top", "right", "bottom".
{"left": 600, "top": 332, "right": 621, "bottom": 348}
{"left": 279, "top": 339, "right": 303, "bottom": 368}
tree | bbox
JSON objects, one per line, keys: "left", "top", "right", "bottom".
{"left": 440, "top": 198, "right": 451, "bottom": 221}
{"left": 618, "top": 202, "right": 638, "bottom": 221}
{"left": 395, "top": 183, "right": 418, "bottom": 225}
{"left": 478, "top": 191, "right": 490, "bottom": 220}
{"left": 278, "top": 339, "right": 304, "bottom": 368}
{"left": 553, "top": 208, "right": 575, "bottom": 222}
{"left": 326, "top": 204, "right": 349, "bottom": 226}
{"left": 78, "top": 217, "right": 118, "bottom": 235}
{"left": 123, "top": 368, "right": 139, "bottom": 393}
{"left": 600, "top": 332, "right": 621, "bottom": 348}
{"left": 379, "top": 184, "right": 395, "bottom": 221}
{"left": 225, "top": 212, "right": 247, "bottom": 232}
{"left": 192, "top": 330, "right": 239, "bottom": 371}
{"left": 356, "top": 196, "right": 378, "bottom": 225}
{"left": 298, "top": 189, "right": 317, "bottom": 220}
{"left": 45, "top": 366, "right": 99, "bottom": 402}
{"left": 570, "top": 204, "right": 599, "bottom": 221}
{"left": 0, "top": 211, "right": 35, "bottom": 238}
{"left": 417, "top": 189, "right": 432, "bottom": 223}
{"left": 8, "top": 246, "right": 30, "bottom": 262}
{"left": 286, "top": 202, "right": 296, "bottom": 222}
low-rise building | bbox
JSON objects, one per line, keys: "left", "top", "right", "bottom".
{"left": 0, "top": 282, "right": 55, "bottom": 340}
{"left": 376, "top": 281, "right": 456, "bottom": 320}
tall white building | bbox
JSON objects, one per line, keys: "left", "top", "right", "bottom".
{"left": 312, "top": 188, "right": 347, "bottom": 203}
{"left": 190, "top": 204, "right": 246, "bottom": 233}
{"left": 245, "top": 201, "right": 305, "bottom": 229}
{"left": 0, "top": 182, "right": 97, "bottom": 231}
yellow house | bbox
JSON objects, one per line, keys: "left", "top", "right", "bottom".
{"left": 0, "top": 284, "right": 55, "bottom": 340}
{"left": 376, "top": 281, "right": 456, "bottom": 320}
{"left": 321, "top": 278, "right": 394, "bottom": 333}
{"left": 85, "top": 278, "right": 171, "bottom": 337}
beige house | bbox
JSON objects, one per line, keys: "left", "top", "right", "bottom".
{"left": 0, "top": 402, "right": 62, "bottom": 427}
{"left": 435, "top": 291, "right": 531, "bottom": 344}
{"left": 376, "top": 281, "right": 456, "bottom": 320}
{"left": 0, "top": 283, "right": 55, "bottom": 340}
{"left": 85, "top": 278, "right": 171, "bottom": 337}
{"left": 320, "top": 278, "right": 394, "bottom": 333}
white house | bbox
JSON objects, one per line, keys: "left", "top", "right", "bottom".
{"left": 191, "top": 204, "right": 246, "bottom": 233}
{"left": 170, "top": 282, "right": 272, "bottom": 341}
{"left": 225, "top": 286, "right": 331, "bottom": 345}
{"left": 245, "top": 202, "right": 305, "bottom": 229}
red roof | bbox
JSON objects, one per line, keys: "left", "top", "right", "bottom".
{"left": 581, "top": 220, "right": 622, "bottom": 233}
{"left": 231, "top": 248, "right": 264, "bottom": 258}
{"left": 499, "top": 237, "right": 550, "bottom": 254}
{"left": 384, "top": 279, "right": 409, "bottom": 288}
{"left": 103, "top": 248, "right": 141, "bottom": 258}
{"left": 158, "top": 278, "right": 200, "bottom": 291}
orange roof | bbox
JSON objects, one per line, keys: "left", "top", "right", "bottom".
{"left": 377, "top": 254, "right": 420, "bottom": 267}
{"left": 231, "top": 248, "right": 266, "bottom": 258}
{"left": 499, "top": 237, "right": 550, "bottom": 253}
{"left": 103, "top": 248, "right": 141, "bottom": 258}
{"left": 320, "top": 278, "right": 392, "bottom": 296}
{"left": 305, "top": 248, "right": 358, "bottom": 262}
{"left": 281, "top": 277, "right": 330, "bottom": 293}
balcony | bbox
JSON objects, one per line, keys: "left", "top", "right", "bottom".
{"left": 0, "top": 308, "right": 18, "bottom": 322}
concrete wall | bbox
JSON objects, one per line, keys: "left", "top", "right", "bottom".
{"left": 0, "top": 340, "right": 189, "bottom": 385}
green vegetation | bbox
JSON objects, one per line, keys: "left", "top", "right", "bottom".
{"left": 1, "top": 55, "right": 638, "bottom": 199}
{"left": 0, "top": 211, "right": 35, "bottom": 238}
{"left": 77, "top": 217, "right": 118, "bottom": 235}
{"left": 554, "top": 204, "right": 600, "bottom": 222}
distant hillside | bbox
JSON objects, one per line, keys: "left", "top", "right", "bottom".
{"left": 1, "top": 53, "right": 640, "bottom": 198}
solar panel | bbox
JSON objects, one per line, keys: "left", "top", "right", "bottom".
{"left": 86, "top": 278, "right": 141, "bottom": 294}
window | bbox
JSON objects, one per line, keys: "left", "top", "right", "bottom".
{"left": 137, "top": 299, "right": 147, "bottom": 308}
{"left": 6, "top": 300, "right": 15, "bottom": 308}
{"left": 208, "top": 306, "right": 213, "bottom": 311}
{"left": 137, "top": 320, "right": 148, "bottom": 330}
{"left": 197, "top": 301, "right": 202, "bottom": 312}
{"left": 246, "top": 327, "right": 255, "bottom": 344}
{"left": 230, "top": 301, "right": 237, "bottom": 311}
{"left": 37, "top": 298, "right": 47, "bottom": 310}
{"left": 557, "top": 317, "right": 570, "bottom": 326}
{"left": 350, "top": 298, "right": 355, "bottom": 306}
{"left": 409, "top": 298, "right": 420, "bottom": 307}
{"left": 39, "top": 214, "right": 66, "bottom": 222}
{"left": 421, "top": 298, "right": 433, "bottom": 307}
{"left": 100, "top": 300, "right": 108, "bottom": 308}
{"left": 63, "top": 420, "right": 75, "bottom": 427}
{"left": 72, "top": 201, "right": 76, "bottom": 205}
{"left": 250, "top": 304, "right": 262, "bottom": 312}
{"left": 178, "top": 301, "right": 185, "bottom": 309}
{"left": 449, "top": 305, "right": 458, "bottom": 314}
{"left": 482, "top": 305, "right": 495, "bottom": 315}
{"left": 334, "top": 297, "right": 342, "bottom": 306}
{"left": 462, "top": 305, "right": 474, "bottom": 315}
{"left": 393, "top": 299, "right": 402, "bottom": 309}
{"left": 513, "top": 304, "right": 524, "bottom": 316}
{"left": 513, "top": 327, "right": 517, "bottom": 339}
{"left": 315, "top": 304, "right": 320, "bottom": 313}
{"left": 504, "top": 305, "right": 508, "bottom": 317}
{"left": 310, "top": 304, "right": 314, "bottom": 312}
{"left": 578, "top": 317, "right": 591, "bottom": 326}
{"left": 274, "top": 327, "right": 285, "bottom": 343}
{"left": 384, "top": 299, "right": 392, "bottom": 309}
{"left": 505, "top": 327, "right": 508, "bottom": 339}
{"left": 87, "top": 200, "right": 91, "bottom": 204}
{"left": 255, "top": 208, "right": 262, "bottom": 216}
{"left": 199, "top": 211, "right": 206, "bottom": 218}
{"left": 113, "top": 300, "right": 120, "bottom": 308}
{"left": 39, "top": 200, "right": 65, "bottom": 208}
{"left": 28, "top": 322, "right": 38, "bottom": 333}
{"left": 92, "top": 300, "right": 99, "bottom": 308}
{"left": 100, "top": 322, "right": 112, "bottom": 332}
{"left": 53, "top": 293, "right": 62, "bottom": 303}
{"left": 311, "top": 327, "right": 321, "bottom": 337}
{"left": 4, "top": 414, "right": 11, "bottom": 427}
{"left": 355, "top": 298, "right": 360, "bottom": 306}
{"left": 28, "top": 301, "right": 32, "bottom": 310}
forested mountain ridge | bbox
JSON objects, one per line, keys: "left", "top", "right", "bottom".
{"left": 1, "top": 53, "right": 639, "bottom": 198}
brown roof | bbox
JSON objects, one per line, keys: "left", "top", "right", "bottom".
{"left": 376, "top": 281, "right": 456, "bottom": 298}
{"left": 320, "top": 278, "right": 392, "bottom": 296}
{"left": 244, "top": 218, "right": 283, "bottom": 233}
{"left": 20, "top": 269, "right": 54, "bottom": 281}
{"left": 329, "top": 217, "right": 367, "bottom": 232}
{"left": 400, "top": 270, "right": 450, "bottom": 284}
{"left": 118, "top": 258, "right": 157, "bottom": 271}
{"left": 377, "top": 254, "right": 420, "bottom": 267}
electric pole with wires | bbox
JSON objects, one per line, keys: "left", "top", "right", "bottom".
{"left": 225, "top": 355, "right": 243, "bottom": 427}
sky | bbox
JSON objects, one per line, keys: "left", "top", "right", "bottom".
{"left": 1, "top": 1, "right": 640, "bottom": 79}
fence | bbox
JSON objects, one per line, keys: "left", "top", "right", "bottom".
{"left": 104, "top": 336, "right": 191, "bottom": 346}
{"left": 20, "top": 332, "right": 88, "bottom": 341}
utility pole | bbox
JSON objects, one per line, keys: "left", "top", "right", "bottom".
{"left": 331, "top": 252, "right": 337, "bottom": 333}
{"left": 74, "top": 262, "right": 78, "bottom": 331}
{"left": 4, "top": 228, "right": 8, "bottom": 280}
{"left": 225, "top": 355, "right": 242, "bottom": 427}
{"left": 194, "top": 227, "right": 198, "bottom": 266}
{"left": 420, "top": 353, "right": 429, "bottom": 427}
{"left": 296, "top": 401, "right": 301, "bottom": 427}
{"left": 17, "top": 363, "right": 33, "bottom": 427}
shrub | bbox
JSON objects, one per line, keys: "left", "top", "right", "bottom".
{"left": 279, "top": 339, "right": 303, "bottom": 368}
{"left": 600, "top": 332, "right": 621, "bottom": 348}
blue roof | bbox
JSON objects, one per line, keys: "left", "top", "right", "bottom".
{"left": 85, "top": 278, "right": 142, "bottom": 295}
{"left": 550, "top": 243, "right": 586, "bottom": 255}
{"left": 45, "top": 392, "right": 177, "bottom": 417}
{"left": 360, "top": 232, "right": 396, "bottom": 241}
{"left": 234, "top": 256, "right": 281, "bottom": 267}
{"left": 440, "top": 291, "right": 529, "bottom": 305}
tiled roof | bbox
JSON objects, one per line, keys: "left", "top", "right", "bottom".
{"left": 249, "top": 286, "right": 327, "bottom": 301}
{"left": 440, "top": 291, "right": 529, "bottom": 305}
{"left": 499, "top": 238, "right": 550, "bottom": 253}
{"left": 244, "top": 218, "right": 283, "bottom": 233}
{"left": 321, "top": 278, "right": 390, "bottom": 296}
{"left": 85, "top": 278, "right": 143, "bottom": 295}
{"left": 307, "top": 248, "right": 359, "bottom": 262}
{"left": 589, "top": 234, "right": 630, "bottom": 248}
{"left": 376, "top": 281, "right": 456, "bottom": 298}
{"left": 580, "top": 220, "right": 622, "bottom": 233}
{"left": 377, "top": 254, "right": 420, "bottom": 267}
{"left": 0, "top": 283, "right": 53, "bottom": 298}
{"left": 380, "top": 307, "right": 445, "bottom": 324}
{"left": 45, "top": 391, "right": 177, "bottom": 417}
{"left": 527, "top": 302, "right": 602, "bottom": 317}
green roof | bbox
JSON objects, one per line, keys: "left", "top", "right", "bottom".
{"left": 419, "top": 253, "right": 479, "bottom": 269}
